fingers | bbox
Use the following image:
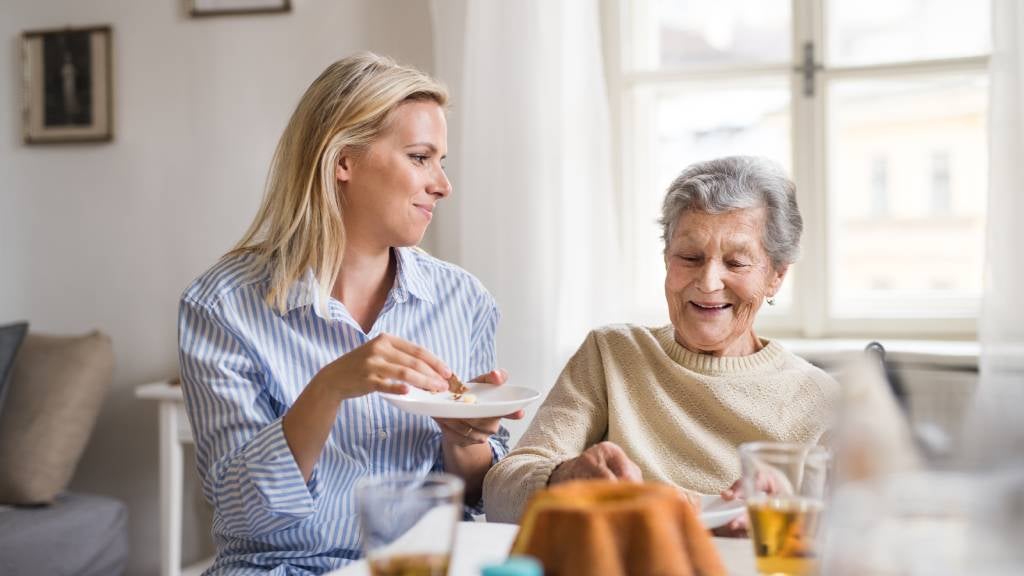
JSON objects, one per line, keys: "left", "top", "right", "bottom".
{"left": 713, "top": 521, "right": 748, "bottom": 538}
{"left": 501, "top": 409, "right": 526, "bottom": 420}
{"left": 575, "top": 442, "right": 641, "bottom": 482}
{"left": 382, "top": 334, "right": 451, "bottom": 379}
{"left": 435, "top": 419, "right": 490, "bottom": 445}
{"left": 365, "top": 338, "right": 445, "bottom": 391}
{"left": 603, "top": 445, "right": 643, "bottom": 482}
{"left": 550, "top": 443, "right": 644, "bottom": 485}
{"left": 319, "top": 334, "right": 454, "bottom": 399}
{"left": 624, "top": 460, "right": 644, "bottom": 482}
{"left": 371, "top": 376, "right": 408, "bottom": 395}
{"left": 466, "top": 418, "right": 501, "bottom": 435}
{"left": 724, "top": 469, "right": 782, "bottom": 501}
{"left": 470, "top": 368, "right": 508, "bottom": 386}
{"left": 721, "top": 478, "right": 743, "bottom": 501}
{"left": 373, "top": 355, "right": 447, "bottom": 392}
{"left": 753, "top": 468, "right": 788, "bottom": 496}
{"left": 444, "top": 414, "right": 509, "bottom": 435}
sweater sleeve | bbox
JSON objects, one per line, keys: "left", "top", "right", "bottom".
{"left": 482, "top": 331, "right": 609, "bottom": 522}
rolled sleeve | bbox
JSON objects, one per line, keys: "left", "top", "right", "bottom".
{"left": 459, "top": 426, "right": 510, "bottom": 517}
{"left": 179, "top": 297, "right": 319, "bottom": 538}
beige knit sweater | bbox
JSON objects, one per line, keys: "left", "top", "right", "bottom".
{"left": 483, "top": 324, "right": 839, "bottom": 523}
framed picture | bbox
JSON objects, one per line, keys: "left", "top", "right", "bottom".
{"left": 21, "top": 26, "right": 113, "bottom": 144}
{"left": 189, "top": 0, "right": 291, "bottom": 17}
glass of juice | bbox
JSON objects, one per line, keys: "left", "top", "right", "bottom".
{"left": 739, "top": 442, "right": 831, "bottom": 576}
{"left": 356, "top": 472, "right": 464, "bottom": 576}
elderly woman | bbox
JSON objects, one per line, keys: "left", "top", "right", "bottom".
{"left": 483, "top": 156, "right": 838, "bottom": 524}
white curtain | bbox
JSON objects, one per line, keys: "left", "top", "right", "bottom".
{"left": 430, "top": 0, "right": 623, "bottom": 438}
{"left": 972, "top": 0, "right": 1024, "bottom": 464}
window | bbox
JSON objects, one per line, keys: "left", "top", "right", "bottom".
{"left": 870, "top": 156, "right": 889, "bottom": 217}
{"left": 930, "top": 150, "right": 952, "bottom": 216}
{"left": 609, "top": 0, "right": 990, "bottom": 337}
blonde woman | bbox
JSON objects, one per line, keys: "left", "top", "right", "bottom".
{"left": 178, "top": 53, "right": 521, "bottom": 574}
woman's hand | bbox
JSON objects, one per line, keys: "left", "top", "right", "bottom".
{"left": 548, "top": 441, "right": 643, "bottom": 485}
{"left": 714, "top": 478, "right": 749, "bottom": 537}
{"left": 436, "top": 369, "right": 522, "bottom": 505}
{"left": 285, "top": 332, "right": 449, "bottom": 482}
{"left": 714, "top": 470, "right": 784, "bottom": 537}
{"left": 310, "top": 332, "right": 450, "bottom": 401}
{"left": 435, "top": 369, "right": 525, "bottom": 447}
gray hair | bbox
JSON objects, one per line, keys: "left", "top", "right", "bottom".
{"left": 659, "top": 156, "right": 803, "bottom": 269}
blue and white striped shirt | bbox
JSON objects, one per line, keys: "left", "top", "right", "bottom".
{"left": 178, "top": 247, "right": 509, "bottom": 575}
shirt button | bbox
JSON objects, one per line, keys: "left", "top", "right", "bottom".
{"left": 377, "top": 429, "right": 388, "bottom": 440}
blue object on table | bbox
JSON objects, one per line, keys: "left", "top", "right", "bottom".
{"left": 481, "top": 555, "right": 543, "bottom": 576}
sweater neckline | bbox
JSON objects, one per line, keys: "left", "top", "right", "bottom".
{"left": 653, "top": 325, "right": 785, "bottom": 375}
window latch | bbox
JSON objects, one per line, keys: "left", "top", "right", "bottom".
{"left": 795, "top": 41, "right": 823, "bottom": 97}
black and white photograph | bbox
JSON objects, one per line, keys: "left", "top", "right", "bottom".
{"left": 189, "top": 0, "right": 291, "bottom": 17}
{"left": 21, "top": 26, "right": 112, "bottom": 143}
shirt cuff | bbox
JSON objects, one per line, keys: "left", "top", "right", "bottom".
{"left": 488, "top": 425, "right": 511, "bottom": 465}
{"left": 240, "top": 417, "right": 320, "bottom": 518}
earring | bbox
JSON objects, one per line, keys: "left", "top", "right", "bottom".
{"left": 766, "top": 297, "right": 776, "bottom": 306}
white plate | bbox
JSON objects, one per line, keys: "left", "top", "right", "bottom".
{"left": 699, "top": 494, "right": 746, "bottom": 530}
{"left": 380, "top": 382, "right": 541, "bottom": 419}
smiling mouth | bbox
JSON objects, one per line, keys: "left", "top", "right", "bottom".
{"left": 690, "top": 302, "right": 731, "bottom": 310}
{"left": 414, "top": 204, "right": 433, "bottom": 218}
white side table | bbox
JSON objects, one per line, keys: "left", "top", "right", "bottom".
{"left": 135, "top": 381, "right": 213, "bottom": 576}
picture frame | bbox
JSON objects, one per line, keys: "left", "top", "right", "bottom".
{"left": 21, "top": 26, "right": 113, "bottom": 144}
{"left": 189, "top": 0, "right": 291, "bottom": 17}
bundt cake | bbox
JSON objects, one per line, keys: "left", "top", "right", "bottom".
{"left": 510, "top": 480, "right": 726, "bottom": 576}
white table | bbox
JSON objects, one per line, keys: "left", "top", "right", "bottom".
{"left": 135, "top": 380, "right": 213, "bottom": 576}
{"left": 135, "top": 380, "right": 757, "bottom": 576}
{"left": 328, "top": 521, "right": 756, "bottom": 576}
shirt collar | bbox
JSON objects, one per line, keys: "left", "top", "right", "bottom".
{"left": 281, "top": 247, "right": 434, "bottom": 318}
{"left": 392, "top": 247, "right": 435, "bottom": 304}
{"left": 284, "top": 268, "right": 325, "bottom": 318}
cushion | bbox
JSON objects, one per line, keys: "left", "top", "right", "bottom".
{"left": 0, "top": 322, "right": 29, "bottom": 415}
{"left": 0, "top": 331, "right": 113, "bottom": 504}
{"left": 0, "top": 491, "right": 128, "bottom": 576}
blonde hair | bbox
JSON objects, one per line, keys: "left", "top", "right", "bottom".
{"left": 230, "top": 52, "right": 448, "bottom": 313}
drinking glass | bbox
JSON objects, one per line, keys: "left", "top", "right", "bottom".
{"left": 356, "top": 472, "right": 464, "bottom": 576}
{"left": 740, "top": 442, "right": 832, "bottom": 576}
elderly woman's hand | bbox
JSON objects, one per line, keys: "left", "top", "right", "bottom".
{"left": 434, "top": 369, "right": 524, "bottom": 447}
{"left": 548, "top": 441, "right": 643, "bottom": 485}
{"left": 714, "top": 469, "right": 788, "bottom": 537}
{"left": 714, "top": 478, "right": 749, "bottom": 537}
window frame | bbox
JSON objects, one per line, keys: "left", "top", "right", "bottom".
{"left": 603, "top": 0, "right": 990, "bottom": 340}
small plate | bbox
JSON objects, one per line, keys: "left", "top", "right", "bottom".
{"left": 699, "top": 494, "right": 746, "bottom": 529}
{"left": 380, "top": 382, "right": 541, "bottom": 419}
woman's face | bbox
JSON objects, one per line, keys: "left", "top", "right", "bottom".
{"left": 664, "top": 208, "right": 788, "bottom": 357}
{"left": 336, "top": 100, "right": 451, "bottom": 250}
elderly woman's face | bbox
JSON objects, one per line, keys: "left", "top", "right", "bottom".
{"left": 664, "top": 208, "right": 787, "bottom": 357}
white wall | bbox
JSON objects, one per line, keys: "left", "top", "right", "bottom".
{"left": 0, "top": 1, "right": 435, "bottom": 574}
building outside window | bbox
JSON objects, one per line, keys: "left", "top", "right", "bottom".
{"left": 608, "top": 0, "right": 990, "bottom": 338}
{"left": 931, "top": 150, "right": 952, "bottom": 216}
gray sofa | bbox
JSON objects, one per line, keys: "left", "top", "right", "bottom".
{"left": 0, "top": 324, "right": 128, "bottom": 575}
{"left": 0, "top": 492, "right": 128, "bottom": 575}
